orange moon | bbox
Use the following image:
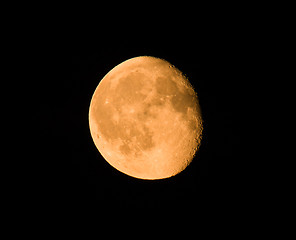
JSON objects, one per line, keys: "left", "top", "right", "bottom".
{"left": 89, "top": 56, "right": 203, "bottom": 180}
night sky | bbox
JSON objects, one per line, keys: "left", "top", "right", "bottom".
{"left": 36, "top": 26, "right": 246, "bottom": 216}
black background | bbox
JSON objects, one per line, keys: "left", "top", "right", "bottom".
{"left": 36, "top": 22, "right": 248, "bottom": 216}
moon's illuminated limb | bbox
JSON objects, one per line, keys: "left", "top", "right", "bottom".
{"left": 89, "top": 56, "right": 203, "bottom": 180}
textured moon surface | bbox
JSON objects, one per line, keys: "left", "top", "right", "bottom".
{"left": 89, "top": 56, "right": 203, "bottom": 179}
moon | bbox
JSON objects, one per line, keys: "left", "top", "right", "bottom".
{"left": 89, "top": 56, "right": 203, "bottom": 180}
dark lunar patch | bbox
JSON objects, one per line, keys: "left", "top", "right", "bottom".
{"left": 96, "top": 114, "right": 118, "bottom": 141}
{"left": 136, "top": 125, "right": 155, "bottom": 150}
{"left": 171, "top": 90, "right": 196, "bottom": 115}
{"left": 119, "top": 143, "right": 132, "bottom": 155}
{"left": 149, "top": 97, "right": 165, "bottom": 107}
{"left": 155, "top": 76, "right": 178, "bottom": 96}
{"left": 113, "top": 72, "right": 147, "bottom": 105}
{"left": 93, "top": 96, "right": 118, "bottom": 141}
{"left": 136, "top": 102, "right": 157, "bottom": 121}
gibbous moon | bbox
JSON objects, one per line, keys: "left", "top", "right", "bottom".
{"left": 89, "top": 56, "right": 203, "bottom": 180}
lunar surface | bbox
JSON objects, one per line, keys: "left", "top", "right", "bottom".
{"left": 89, "top": 56, "right": 203, "bottom": 180}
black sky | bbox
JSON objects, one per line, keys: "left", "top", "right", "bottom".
{"left": 36, "top": 24, "right": 247, "bottom": 216}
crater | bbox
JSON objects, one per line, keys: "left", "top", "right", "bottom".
{"left": 187, "top": 119, "right": 198, "bottom": 131}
